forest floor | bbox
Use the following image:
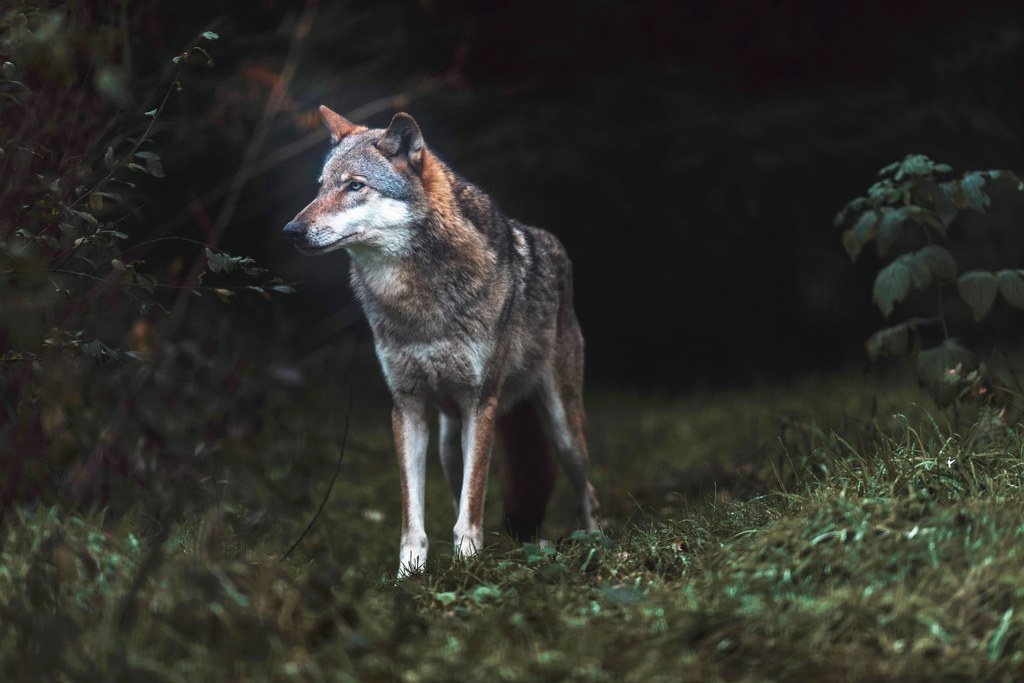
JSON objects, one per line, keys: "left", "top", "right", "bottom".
{"left": 4, "top": 352, "right": 1024, "bottom": 682}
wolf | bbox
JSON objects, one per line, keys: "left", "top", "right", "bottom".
{"left": 284, "top": 106, "right": 601, "bottom": 576}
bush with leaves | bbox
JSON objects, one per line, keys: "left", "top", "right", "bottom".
{"left": 0, "top": 5, "right": 291, "bottom": 516}
{"left": 836, "top": 154, "right": 1024, "bottom": 407}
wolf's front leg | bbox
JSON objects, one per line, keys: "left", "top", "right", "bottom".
{"left": 453, "top": 394, "right": 499, "bottom": 557}
{"left": 392, "top": 400, "right": 430, "bottom": 577}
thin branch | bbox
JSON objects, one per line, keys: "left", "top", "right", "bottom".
{"left": 48, "top": 22, "right": 223, "bottom": 273}
{"left": 282, "top": 385, "right": 352, "bottom": 562}
{"left": 162, "top": 0, "right": 319, "bottom": 337}
{"left": 26, "top": 269, "right": 300, "bottom": 295}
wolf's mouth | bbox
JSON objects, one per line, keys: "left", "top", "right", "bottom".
{"left": 293, "top": 232, "right": 360, "bottom": 256}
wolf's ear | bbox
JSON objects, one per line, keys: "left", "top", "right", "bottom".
{"left": 319, "top": 105, "right": 359, "bottom": 144}
{"left": 376, "top": 113, "right": 424, "bottom": 171}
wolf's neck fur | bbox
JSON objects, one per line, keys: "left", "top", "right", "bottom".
{"left": 349, "top": 151, "right": 501, "bottom": 341}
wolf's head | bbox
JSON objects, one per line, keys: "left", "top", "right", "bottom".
{"left": 284, "top": 107, "right": 430, "bottom": 258}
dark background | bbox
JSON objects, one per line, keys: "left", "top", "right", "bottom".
{"left": 40, "top": 0, "right": 1024, "bottom": 391}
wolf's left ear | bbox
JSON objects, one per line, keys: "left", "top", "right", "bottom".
{"left": 319, "top": 105, "right": 360, "bottom": 144}
{"left": 376, "top": 113, "right": 424, "bottom": 171}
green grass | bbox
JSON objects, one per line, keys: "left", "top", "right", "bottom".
{"left": 4, "top": 359, "right": 1024, "bottom": 682}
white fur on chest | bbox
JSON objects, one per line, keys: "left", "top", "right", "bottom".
{"left": 376, "top": 337, "right": 493, "bottom": 397}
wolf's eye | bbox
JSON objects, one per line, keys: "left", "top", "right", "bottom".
{"left": 346, "top": 180, "right": 365, "bottom": 192}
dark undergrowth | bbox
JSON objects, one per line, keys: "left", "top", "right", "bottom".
{"left": 5, "top": 356, "right": 1024, "bottom": 682}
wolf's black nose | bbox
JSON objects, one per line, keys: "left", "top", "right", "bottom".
{"left": 283, "top": 221, "right": 306, "bottom": 241}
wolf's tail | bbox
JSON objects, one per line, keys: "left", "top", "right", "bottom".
{"left": 497, "top": 400, "right": 556, "bottom": 540}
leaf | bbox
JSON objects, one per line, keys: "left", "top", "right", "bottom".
{"left": 248, "top": 286, "right": 272, "bottom": 301}
{"left": 135, "top": 151, "right": 164, "bottom": 178}
{"left": 842, "top": 210, "right": 878, "bottom": 261}
{"left": 270, "top": 285, "right": 296, "bottom": 294}
{"left": 434, "top": 591, "right": 457, "bottom": 606}
{"left": 833, "top": 196, "right": 866, "bottom": 228}
{"left": 213, "top": 288, "right": 234, "bottom": 303}
{"left": 957, "top": 270, "right": 998, "bottom": 321}
{"left": 205, "top": 247, "right": 226, "bottom": 273}
{"left": 920, "top": 210, "right": 948, "bottom": 236}
{"left": 201, "top": 31, "right": 220, "bottom": 40}
{"left": 959, "top": 172, "right": 990, "bottom": 212}
{"left": 867, "top": 179, "right": 906, "bottom": 206}
{"left": 937, "top": 180, "right": 958, "bottom": 225}
{"left": 917, "top": 339, "right": 978, "bottom": 408}
{"left": 103, "top": 145, "right": 115, "bottom": 170}
{"left": 904, "top": 252, "right": 933, "bottom": 291}
{"left": 878, "top": 160, "right": 900, "bottom": 177}
{"left": 873, "top": 260, "right": 911, "bottom": 318}
{"left": 469, "top": 584, "right": 502, "bottom": 605}
{"left": 997, "top": 269, "right": 1024, "bottom": 309}
{"left": 144, "top": 108, "right": 158, "bottom": 118}
{"left": 875, "top": 207, "right": 906, "bottom": 257}
{"left": 916, "top": 245, "right": 957, "bottom": 281}
{"left": 895, "top": 154, "right": 935, "bottom": 181}
{"left": 865, "top": 322, "right": 910, "bottom": 362}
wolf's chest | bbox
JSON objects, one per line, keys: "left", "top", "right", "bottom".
{"left": 375, "top": 337, "right": 492, "bottom": 398}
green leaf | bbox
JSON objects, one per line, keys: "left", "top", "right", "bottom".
{"left": 842, "top": 210, "right": 878, "bottom": 261}
{"left": 997, "top": 269, "right": 1024, "bottom": 309}
{"left": 959, "top": 172, "right": 990, "bottom": 212}
{"left": 873, "top": 260, "right": 911, "bottom": 318}
{"left": 144, "top": 108, "right": 158, "bottom": 118}
{"left": 866, "top": 179, "right": 906, "bottom": 206}
{"left": 201, "top": 31, "right": 220, "bottom": 40}
{"left": 469, "top": 584, "right": 502, "bottom": 605}
{"left": 865, "top": 322, "right": 910, "bottom": 362}
{"left": 135, "top": 151, "right": 164, "bottom": 178}
{"left": 916, "top": 245, "right": 957, "bottom": 281}
{"left": 917, "top": 339, "right": 978, "bottom": 408}
{"left": 878, "top": 160, "right": 900, "bottom": 177}
{"left": 904, "top": 252, "right": 933, "bottom": 290}
{"left": 833, "top": 196, "right": 867, "bottom": 228}
{"left": 957, "top": 270, "right": 998, "bottom": 321}
{"left": 894, "top": 154, "right": 935, "bottom": 181}
{"left": 875, "top": 207, "right": 906, "bottom": 257}
{"left": 434, "top": 591, "right": 457, "bottom": 606}
{"left": 932, "top": 181, "right": 959, "bottom": 227}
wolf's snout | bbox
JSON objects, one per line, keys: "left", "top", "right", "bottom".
{"left": 283, "top": 220, "right": 306, "bottom": 242}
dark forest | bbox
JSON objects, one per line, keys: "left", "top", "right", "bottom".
{"left": 4, "top": 1, "right": 1024, "bottom": 680}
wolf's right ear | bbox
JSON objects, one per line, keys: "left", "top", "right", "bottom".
{"left": 319, "top": 105, "right": 360, "bottom": 144}
{"left": 376, "top": 113, "right": 424, "bottom": 172}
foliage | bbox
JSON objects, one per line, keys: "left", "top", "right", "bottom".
{"left": 0, "top": 5, "right": 292, "bottom": 515}
{"left": 836, "top": 154, "right": 1024, "bottom": 407}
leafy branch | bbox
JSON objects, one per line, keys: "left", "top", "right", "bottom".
{"left": 836, "top": 154, "right": 1024, "bottom": 407}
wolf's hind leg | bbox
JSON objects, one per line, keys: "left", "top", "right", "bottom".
{"left": 439, "top": 412, "right": 463, "bottom": 512}
{"left": 535, "top": 371, "right": 601, "bottom": 533}
{"left": 497, "top": 400, "right": 556, "bottom": 540}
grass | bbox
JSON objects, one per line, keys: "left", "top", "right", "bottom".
{"left": 4, "top": 354, "right": 1024, "bottom": 682}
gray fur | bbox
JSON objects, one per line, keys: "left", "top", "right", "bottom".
{"left": 285, "top": 110, "right": 601, "bottom": 576}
